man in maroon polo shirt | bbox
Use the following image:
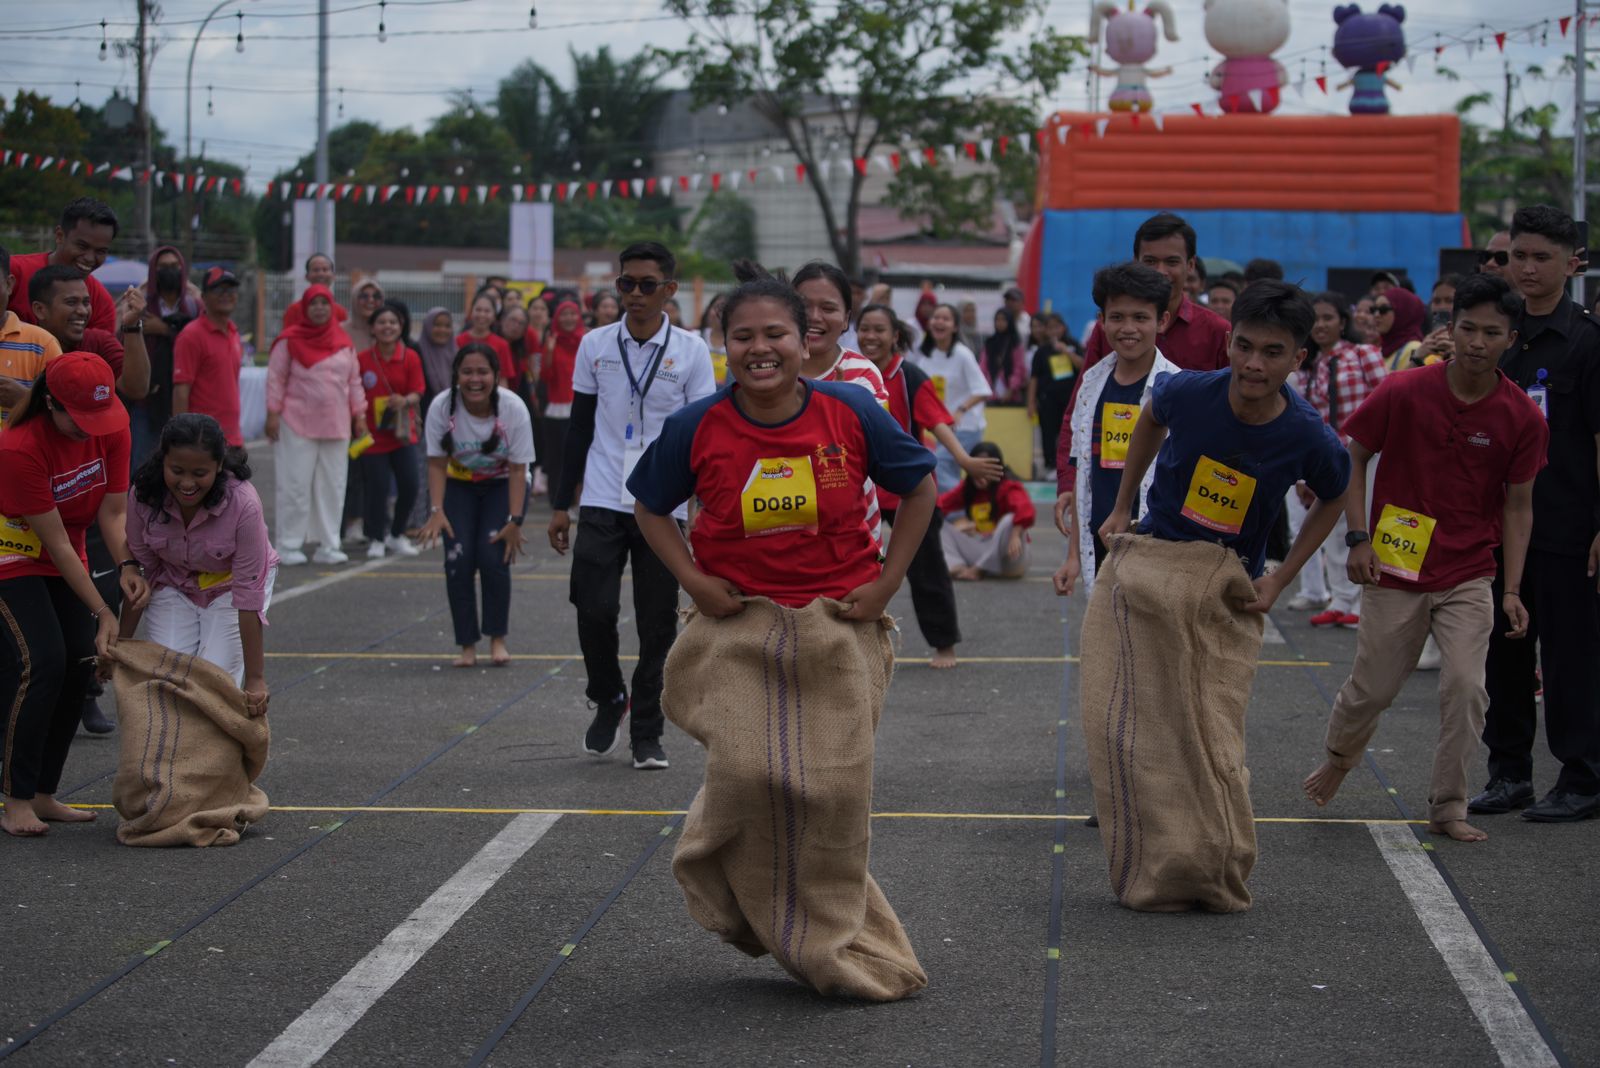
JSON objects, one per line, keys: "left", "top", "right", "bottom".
{"left": 7, "top": 198, "right": 120, "bottom": 335}
{"left": 28, "top": 264, "right": 150, "bottom": 402}
{"left": 1053, "top": 211, "right": 1230, "bottom": 534}
{"left": 173, "top": 267, "right": 244, "bottom": 446}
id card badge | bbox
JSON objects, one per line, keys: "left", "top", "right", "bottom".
{"left": 1527, "top": 369, "right": 1549, "bottom": 420}
{"left": 619, "top": 440, "right": 646, "bottom": 509}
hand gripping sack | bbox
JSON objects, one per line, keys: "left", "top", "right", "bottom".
{"left": 663, "top": 597, "right": 927, "bottom": 1001}
{"left": 1080, "top": 535, "right": 1264, "bottom": 912}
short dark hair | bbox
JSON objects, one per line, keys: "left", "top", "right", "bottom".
{"left": 1207, "top": 278, "right": 1240, "bottom": 296}
{"left": 29, "top": 264, "right": 87, "bottom": 305}
{"left": 304, "top": 252, "right": 334, "bottom": 274}
{"left": 1092, "top": 262, "right": 1171, "bottom": 314}
{"left": 1230, "top": 279, "right": 1316, "bottom": 347}
{"left": 792, "top": 260, "right": 853, "bottom": 314}
{"left": 1451, "top": 273, "right": 1522, "bottom": 323}
{"left": 1432, "top": 272, "right": 1464, "bottom": 294}
{"left": 60, "top": 197, "right": 119, "bottom": 238}
{"left": 1309, "top": 291, "right": 1352, "bottom": 328}
{"left": 1132, "top": 211, "right": 1196, "bottom": 261}
{"left": 1244, "top": 258, "right": 1284, "bottom": 282}
{"left": 1192, "top": 258, "right": 1208, "bottom": 283}
{"left": 619, "top": 241, "right": 676, "bottom": 279}
{"left": 1510, "top": 205, "right": 1580, "bottom": 252}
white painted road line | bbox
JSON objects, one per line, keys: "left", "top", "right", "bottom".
{"left": 1261, "top": 613, "right": 1285, "bottom": 645}
{"left": 247, "top": 813, "right": 562, "bottom": 1068}
{"left": 271, "top": 553, "right": 408, "bottom": 606}
{"left": 1368, "top": 823, "right": 1559, "bottom": 1068}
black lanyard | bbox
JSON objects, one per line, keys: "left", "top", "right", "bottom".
{"left": 617, "top": 323, "right": 670, "bottom": 441}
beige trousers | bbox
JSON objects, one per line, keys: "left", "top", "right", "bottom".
{"left": 1323, "top": 577, "right": 1493, "bottom": 824}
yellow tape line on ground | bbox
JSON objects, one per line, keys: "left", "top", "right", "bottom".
{"left": 262, "top": 651, "right": 1330, "bottom": 667}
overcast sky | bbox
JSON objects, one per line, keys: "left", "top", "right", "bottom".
{"left": 0, "top": 0, "right": 1584, "bottom": 187}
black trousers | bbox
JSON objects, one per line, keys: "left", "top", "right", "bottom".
{"left": 1037, "top": 394, "right": 1067, "bottom": 474}
{"left": 0, "top": 576, "right": 96, "bottom": 799}
{"left": 1484, "top": 548, "right": 1600, "bottom": 795}
{"left": 569, "top": 506, "right": 680, "bottom": 742}
{"left": 884, "top": 507, "right": 960, "bottom": 649}
{"left": 542, "top": 417, "right": 570, "bottom": 503}
{"left": 358, "top": 444, "right": 421, "bottom": 541}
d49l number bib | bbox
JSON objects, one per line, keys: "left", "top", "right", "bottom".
{"left": 1180, "top": 456, "right": 1257, "bottom": 535}
{"left": 1373, "top": 504, "right": 1437, "bottom": 582}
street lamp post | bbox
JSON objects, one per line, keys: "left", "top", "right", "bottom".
{"left": 185, "top": 0, "right": 253, "bottom": 260}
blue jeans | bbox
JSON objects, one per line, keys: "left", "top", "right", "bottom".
{"left": 934, "top": 427, "right": 983, "bottom": 493}
{"left": 442, "top": 478, "right": 511, "bottom": 646}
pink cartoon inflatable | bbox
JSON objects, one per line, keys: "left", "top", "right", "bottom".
{"left": 1088, "top": 1, "right": 1181, "bottom": 114}
{"left": 1204, "top": 0, "right": 1290, "bottom": 114}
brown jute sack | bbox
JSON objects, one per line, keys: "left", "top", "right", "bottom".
{"left": 110, "top": 639, "right": 270, "bottom": 848}
{"left": 663, "top": 597, "right": 927, "bottom": 1002}
{"left": 1080, "top": 535, "right": 1264, "bottom": 913}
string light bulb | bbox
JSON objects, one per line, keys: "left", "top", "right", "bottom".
{"left": 377, "top": 0, "right": 387, "bottom": 43}
{"left": 206, "top": 84, "right": 214, "bottom": 116}
{"left": 74, "top": 81, "right": 83, "bottom": 110}
{"left": 337, "top": 87, "right": 345, "bottom": 118}
{"left": 99, "top": 19, "right": 108, "bottom": 61}
{"left": 235, "top": 11, "right": 245, "bottom": 53}
{"left": 528, "top": 4, "right": 538, "bottom": 28}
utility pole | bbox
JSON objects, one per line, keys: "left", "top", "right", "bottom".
{"left": 1503, "top": 61, "right": 1514, "bottom": 134}
{"left": 313, "top": 0, "right": 331, "bottom": 253}
{"left": 1576, "top": 0, "right": 1591, "bottom": 301}
{"left": 135, "top": 0, "right": 155, "bottom": 254}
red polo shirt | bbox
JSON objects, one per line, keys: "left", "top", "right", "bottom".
{"left": 173, "top": 315, "right": 244, "bottom": 445}
{"left": 7, "top": 251, "right": 117, "bottom": 334}
{"left": 1056, "top": 296, "right": 1231, "bottom": 491}
{"left": 78, "top": 327, "right": 125, "bottom": 380}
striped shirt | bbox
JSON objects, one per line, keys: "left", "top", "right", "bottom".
{"left": 0, "top": 311, "right": 62, "bottom": 425}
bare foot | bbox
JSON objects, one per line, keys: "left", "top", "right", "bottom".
{"left": 930, "top": 647, "right": 957, "bottom": 670}
{"left": 454, "top": 646, "right": 478, "bottom": 668}
{"left": 489, "top": 638, "right": 511, "bottom": 667}
{"left": 1428, "top": 819, "right": 1488, "bottom": 843}
{"left": 1303, "top": 761, "right": 1351, "bottom": 807}
{"left": 951, "top": 566, "right": 981, "bottom": 582}
{"left": 2, "top": 799, "right": 49, "bottom": 837}
{"left": 32, "top": 795, "right": 96, "bottom": 823}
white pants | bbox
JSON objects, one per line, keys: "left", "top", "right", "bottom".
{"left": 142, "top": 571, "right": 276, "bottom": 686}
{"left": 940, "top": 514, "right": 1029, "bottom": 577}
{"left": 275, "top": 422, "right": 349, "bottom": 551}
{"left": 1284, "top": 487, "right": 1329, "bottom": 602}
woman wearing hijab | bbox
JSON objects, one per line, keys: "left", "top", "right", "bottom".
{"left": 1375, "top": 286, "right": 1427, "bottom": 372}
{"left": 980, "top": 307, "right": 1029, "bottom": 405}
{"left": 541, "top": 300, "right": 583, "bottom": 506}
{"left": 416, "top": 307, "right": 457, "bottom": 404}
{"left": 265, "top": 285, "right": 367, "bottom": 566}
{"left": 346, "top": 279, "right": 386, "bottom": 354}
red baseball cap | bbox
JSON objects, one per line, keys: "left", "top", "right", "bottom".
{"left": 45, "top": 351, "right": 128, "bottom": 436}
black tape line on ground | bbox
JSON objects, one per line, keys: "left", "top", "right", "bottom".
{"left": 1040, "top": 614, "right": 1074, "bottom": 1067}
{"left": 1272, "top": 616, "right": 1572, "bottom": 1068}
{"left": 0, "top": 661, "right": 569, "bottom": 1062}
{"left": 466, "top": 810, "right": 688, "bottom": 1067}
{"left": 54, "top": 607, "right": 451, "bottom": 803}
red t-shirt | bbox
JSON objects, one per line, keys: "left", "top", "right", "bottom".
{"left": 358, "top": 346, "right": 426, "bottom": 454}
{"left": 0, "top": 412, "right": 131, "bottom": 580}
{"left": 79, "top": 327, "right": 125, "bottom": 381}
{"left": 456, "top": 331, "right": 517, "bottom": 383}
{"left": 629, "top": 380, "right": 936, "bottom": 607}
{"left": 7, "top": 251, "right": 117, "bottom": 334}
{"left": 173, "top": 316, "right": 244, "bottom": 445}
{"left": 1341, "top": 362, "right": 1548, "bottom": 592}
{"left": 936, "top": 479, "right": 1037, "bottom": 530}
{"left": 879, "top": 354, "right": 954, "bottom": 511}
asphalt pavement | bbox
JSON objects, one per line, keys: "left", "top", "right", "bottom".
{"left": 2, "top": 443, "right": 1596, "bottom": 1067}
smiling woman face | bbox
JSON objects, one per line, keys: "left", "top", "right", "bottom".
{"left": 306, "top": 295, "right": 333, "bottom": 326}
{"left": 796, "top": 277, "right": 847, "bottom": 360}
{"left": 726, "top": 295, "right": 806, "bottom": 400}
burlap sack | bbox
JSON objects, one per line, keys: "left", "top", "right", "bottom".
{"left": 663, "top": 597, "right": 927, "bottom": 1001}
{"left": 109, "top": 639, "right": 270, "bottom": 847}
{"left": 1080, "top": 535, "right": 1264, "bottom": 913}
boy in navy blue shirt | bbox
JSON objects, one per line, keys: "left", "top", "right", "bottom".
{"left": 1100, "top": 280, "right": 1351, "bottom": 611}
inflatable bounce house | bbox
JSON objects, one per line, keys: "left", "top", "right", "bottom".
{"left": 1018, "top": 1, "right": 1467, "bottom": 332}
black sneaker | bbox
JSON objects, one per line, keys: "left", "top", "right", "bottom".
{"left": 583, "top": 695, "right": 629, "bottom": 757}
{"left": 632, "top": 738, "right": 669, "bottom": 770}
{"left": 81, "top": 697, "right": 114, "bottom": 735}
{"left": 1467, "top": 778, "right": 1535, "bottom": 815}
{"left": 1520, "top": 790, "right": 1600, "bottom": 823}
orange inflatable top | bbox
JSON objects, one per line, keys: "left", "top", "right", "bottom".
{"left": 1038, "top": 112, "right": 1460, "bottom": 214}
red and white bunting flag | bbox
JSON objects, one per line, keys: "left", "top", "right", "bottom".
{"left": 554, "top": 182, "right": 567, "bottom": 202}
{"left": 426, "top": 186, "right": 441, "bottom": 204}
{"left": 1, "top": 150, "right": 11, "bottom": 165}
{"left": 332, "top": 183, "right": 345, "bottom": 200}
{"left": 1191, "top": 102, "right": 1205, "bottom": 116}
{"left": 1494, "top": 32, "right": 1507, "bottom": 51}
{"left": 17, "top": 153, "right": 30, "bottom": 167}
{"left": 70, "top": 160, "right": 82, "bottom": 175}
{"left": 1034, "top": 129, "right": 1048, "bottom": 151}
{"left": 689, "top": 173, "right": 702, "bottom": 192}
{"left": 728, "top": 170, "right": 741, "bottom": 190}
{"left": 1016, "top": 131, "right": 1031, "bottom": 155}
{"left": 540, "top": 182, "right": 553, "bottom": 201}
{"left": 942, "top": 144, "right": 957, "bottom": 163}
{"left": 795, "top": 163, "right": 807, "bottom": 183}
{"left": 818, "top": 159, "right": 832, "bottom": 181}
{"left": 617, "top": 180, "right": 630, "bottom": 198}
{"left": 442, "top": 186, "right": 455, "bottom": 204}
{"left": 923, "top": 146, "right": 938, "bottom": 166}
{"left": 511, "top": 184, "right": 523, "bottom": 201}
{"left": 489, "top": 183, "right": 501, "bottom": 201}
{"left": 205, "top": 176, "right": 218, "bottom": 193}
{"left": 113, "top": 166, "right": 134, "bottom": 181}
{"left": 997, "top": 135, "right": 1008, "bottom": 156}
{"left": 38, "top": 155, "right": 54, "bottom": 169}
{"left": 1056, "top": 124, "right": 1071, "bottom": 144}
{"left": 1561, "top": 15, "right": 1572, "bottom": 36}
{"left": 890, "top": 152, "right": 902, "bottom": 172}
{"left": 476, "top": 184, "right": 488, "bottom": 204}
{"left": 585, "top": 181, "right": 598, "bottom": 200}
{"left": 601, "top": 179, "right": 613, "bottom": 198}
{"left": 1315, "top": 76, "right": 1328, "bottom": 94}
{"left": 1247, "top": 88, "right": 1265, "bottom": 111}
{"left": 365, "top": 185, "right": 377, "bottom": 203}
{"left": 853, "top": 157, "right": 868, "bottom": 176}
{"left": 1094, "top": 118, "right": 1110, "bottom": 138}
{"left": 1130, "top": 112, "right": 1141, "bottom": 130}
{"left": 978, "top": 138, "right": 993, "bottom": 159}
{"left": 633, "top": 178, "right": 645, "bottom": 197}
{"left": 711, "top": 172, "right": 722, "bottom": 191}
{"left": 645, "top": 178, "right": 657, "bottom": 196}
{"left": 1152, "top": 113, "right": 1165, "bottom": 131}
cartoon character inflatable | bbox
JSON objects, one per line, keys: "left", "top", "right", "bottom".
{"left": 1088, "top": 1, "right": 1180, "bottom": 114}
{"left": 1333, "top": 4, "right": 1407, "bottom": 115}
{"left": 1203, "top": 0, "right": 1291, "bottom": 114}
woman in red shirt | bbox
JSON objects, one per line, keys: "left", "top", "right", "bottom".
{"left": 356, "top": 304, "right": 426, "bottom": 559}
{"left": 455, "top": 293, "right": 516, "bottom": 382}
{"left": 0, "top": 352, "right": 148, "bottom": 837}
{"left": 936, "top": 441, "right": 1036, "bottom": 580}
{"left": 540, "top": 300, "right": 583, "bottom": 505}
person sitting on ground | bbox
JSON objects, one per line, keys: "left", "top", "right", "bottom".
{"left": 118, "top": 413, "right": 277, "bottom": 711}
{"left": 1303, "top": 274, "right": 1546, "bottom": 843}
{"left": 939, "top": 441, "right": 1034, "bottom": 580}
{"left": 1053, "top": 263, "right": 1181, "bottom": 598}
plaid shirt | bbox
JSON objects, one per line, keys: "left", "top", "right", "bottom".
{"left": 1295, "top": 340, "right": 1385, "bottom": 443}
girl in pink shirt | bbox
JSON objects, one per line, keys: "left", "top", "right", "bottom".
{"left": 120, "top": 413, "right": 277, "bottom": 710}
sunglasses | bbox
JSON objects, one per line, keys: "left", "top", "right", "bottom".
{"left": 615, "top": 276, "right": 667, "bottom": 295}
{"left": 1478, "top": 250, "right": 1510, "bottom": 267}
{"left": 1373, "top": 304, "right": 1394, "bottom": 314}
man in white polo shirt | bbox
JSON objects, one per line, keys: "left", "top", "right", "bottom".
{"left": 548, "top": 242, "right": 716, "bottom": 770}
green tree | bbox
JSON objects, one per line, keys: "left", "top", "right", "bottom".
{"left": 660, "top": 0, "right": 1084, "bottom": 273}
{"left": 0, "top": 92, "right": 92, "bottom": 231}
{"left": 885, "top": 99, "right": 1039, "bottom": 239}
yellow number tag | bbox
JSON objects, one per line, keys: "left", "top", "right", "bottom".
{"left": 931, "top": 375, "right": 947, "bottom": 403}
{"left": 1180, "top": 456, "right": 1258, "bottom": 535}
{"left": 447, "top": 458, "right": 475, "bottom": 481}
{"left": 1099, "top": 402, "right": 1141, "bottom": 469}
{"left": 970, "top": 501, "right": 995, "bottom": 534}
{"left": 196, "top": 570, "right": 233, "bottom": 590}
{"left": 1373, "top": 504, "right": 1437, "bottom": 582}
{"left": 373, "top": 395, "right": 391, "bottom": 423}
{"left": 347, "top": 434, "right": 375, "bottom": 459}
{"left": 711, "top": 351, "right": 728, "bottom": 384}
{"left": 1049, "top": 353, "right": 1075, "bottom": 380}
{"left": 0, "top": 513, "right": 42, "bottom": 559}
{"left": 741, "top": 456, "right": 820, "bottom": 537}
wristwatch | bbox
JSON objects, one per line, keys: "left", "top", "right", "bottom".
{"left": 506, "top": 514, "right": 525, "bottom": 527}
{"left": 121, "top": 319, "right": 144, "bottom": 335}
{"left": 1345, "top": 530, "right": 1370, "bottom": 548}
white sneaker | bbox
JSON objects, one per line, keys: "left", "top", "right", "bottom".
{"left": 312, "top": 547, "right": 349, "bottom": 565}
{"left": 366, "top": 540, "right": 387, "bottom": 560}
{"left": 278, "top": 548, "right": 308, "bottom": 566}
{"left": 1287, "top": 594, "right": 1330, "bottom": 611}
{"left": 384, "top": 534, "right": 420, "bottom": 557}
{"left": 1415, "top": 634, "right": 1441, "bottom": 671}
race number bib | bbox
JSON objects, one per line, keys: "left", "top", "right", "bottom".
{"left": 447, "top": 458, "right": 475, "bottom": 481}
{"left": 196, "top": 570, "right": 233, "bottom": 590}
{"left": 1099, "top": 402, "right": 1140, "bottom": 469}
{"left": 1180, "top": 457, "right": 1257, "bottom": 535}
{"left": 0, "top": 513, "right": 41, "bottom": 559}
{"left": 741, "top": 456, "right": 819, "bottom": 537}
{"left": 1373, "top": 504, "right": 1437, "bottom": 582}
{"left": 930, "top": 375, "right": 947, "bottom": 403}
{"left": 1049, "top": 353, "right": 1075, "bottom": 380}
{"left": 970, "top": 501, "right": 995, "bottom": 534}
